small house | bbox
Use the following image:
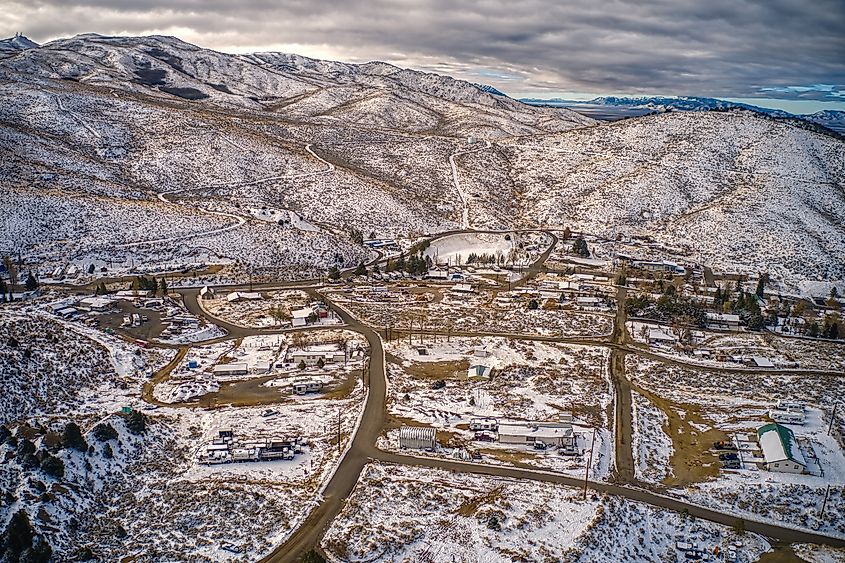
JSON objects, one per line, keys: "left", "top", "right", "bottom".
{"left": 451, "top": 283, "right": 476, "bottom": 294}
{"left": 291, "top": 307, "right": 313, "bottom": 327}
{"left": 399, "top": 426, "right": 436, "bottom": 450}
{"left": 199, "top": 286, "right": 216, "bottom": 300}
{"left": 705, "top": 313, "right": 741, "bottom": 331}
{"left": 466, "top": 364, "right": 493, "bottom": 379}
{"left": 648, "top": 327, "right": 677, "bottom": 346}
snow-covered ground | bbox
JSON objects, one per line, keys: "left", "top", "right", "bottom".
{"left": 632, "top": 390, "right": 674, "bottom": 484}
{"left": 321, "top": 462, "right": 770, "bottom": 562}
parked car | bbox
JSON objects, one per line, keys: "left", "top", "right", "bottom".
{"left": 533, "top": 441, "right": 547, "bottom": 450}
{"left": 713, "top": 440, "right": 737, "bottom": 450}
{"left": 723, "top": 460, "right": 741, "bottom": 469}
{"left": 719, "top": 453, "right": 739, "bottom": 461}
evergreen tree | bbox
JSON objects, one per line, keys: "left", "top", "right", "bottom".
{"left": 354, "top": 262, "right": 367, "bottom": 276}
{"left": 755, "top": 273, "right": 768, "bottom": 299}
{"left": 297, "top": 360, "right": 307, "bottom": 370}
{"left": 316, "top": 357, "right": 325, "bottom": 369}
{"left": 832, "top": 286, "right": 840, "bottom": 299}
{"left": 87, "top": 263, "right": 96, "bottom": 274}
{"left": 0, "top": 279, "right": 6, "bottom": 303}
{"left": 24, "top": 272, "right": 39, "bottom": 292}
{"left": 159, "top": 278, "right": 168, "bottom": 295}
{"left": 327, "top": 266, "right": 341, "bottom": 280}
{"left": 808, "top": 321, "right": 820, "bottom": 338}
{"left": 62, "top": 422, "right": 88, "bottom": 452}
{"left": 572, "top": 238, "right": 589, "bottom": 257}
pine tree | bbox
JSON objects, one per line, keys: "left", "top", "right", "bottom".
{"left": 159, "top": 278, "right": 168, "bottom": 295}
{"left": 23, "top": 272, "right": 38, "bottom": 291}
{"left": 328, "top": 265, "right": 341, "bottom": 280}
{"left": 354, "top": 262, "right": 367, "bottom": 276}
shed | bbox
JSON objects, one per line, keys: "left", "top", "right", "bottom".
{"left": 399, "top": 426, "right": 436, "bottom": 450}
{"left": 466, "top": 364, "right": 493, "bottom": 379}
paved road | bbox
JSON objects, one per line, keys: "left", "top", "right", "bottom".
{"left": 259, "top": 298, "right": 387, "bottom": 563}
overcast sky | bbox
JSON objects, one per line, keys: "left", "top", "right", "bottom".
{"left": 2, "top": 0, "right": 844, "bottom": 112}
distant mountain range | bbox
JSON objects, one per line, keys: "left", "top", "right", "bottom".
{"left": 521, "top": 95, "right": 845, "bottom": 134}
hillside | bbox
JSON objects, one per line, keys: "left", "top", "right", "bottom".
{"left": 0, "top": 34, "right": 843, "bottom": 288}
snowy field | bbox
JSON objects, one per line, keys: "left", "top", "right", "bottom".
{"left": 627, "top": 357, "right": 845, "bottom": 537}
{"left": 331, "top": 287, "right": 614, "bottom": 337}
{"left": 321, "top": 462, "right": 770, "bottom": 562}
{"left": 380, "top": 337, "right": 614, "bottom": 478}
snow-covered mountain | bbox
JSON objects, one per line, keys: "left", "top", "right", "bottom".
{"left": 0, "top": 34, "right": 592, "bottom": 136}
{"left": 0, "top": 32, "right": 38, "bottom": 58}
{"left": 522, "top": 95, "right": 845, "bottom": 134}
{"left": 1, "top": 33, "right": 844, "bottom": 288}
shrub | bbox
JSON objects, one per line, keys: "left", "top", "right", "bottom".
{"left": 40, "top": 454, "right": 64, "bottom": 479}
{"left": 62, "top": 422, "right": 88, "bottom": 452}
{"left": 93, "top": 423, "right": 119, "bottom": 442}
{"left": 125, "top": 411, "right": 146, "bottom": 435}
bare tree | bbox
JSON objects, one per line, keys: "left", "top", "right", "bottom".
{"left": 3, "top": 256, "right": 17, "bottom": 300}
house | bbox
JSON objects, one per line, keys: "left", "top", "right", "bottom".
{"left": 751, "top": 356, "right": 775, "bottom": 368}
{"left": 705, "top": 313, "right": 741, "bottom": 331}
{"left": 212, "top": 363, "right": 249, "bottom": 376}
{"left": 116, "top": 290, "right": 151, "bottom": 298}
{"left": 757, "top": 423, "right": 806, "bottom": 473}
{"left": 251, "top": 361, "right": 271, "bottom": 374}
{"left": 575, "top": 296, "right": 605, "bottom": 310}
{"left": 399, "top": 426, "right": 436, "bottom": 450}
{"left": 473, "top": 348, "right": 491, "bottom": 358}
{"left": 425, "top": 269, "right": 449, "bottom": 281}
{"left": 632, "top": 260, "right": 684, "bottom": 274}
{"left": 497, "top": 422, "right": 575, "bottom": 449}
{"left": 768, "top": 408, "right": 805, "bottom": 425}
{"left": 292, "top": 379, "right": 323, "bottom": 395}
{"left": 466, "top": 364, "right": 493, "bottom": 379}
{"left": 199, "top": 286, "right": 216, "bottom": 300}
{"left": 226, "top": 291, "right": 262, "bottom": 303}
{"left": 648, "top": 327, "right": 677, "bottom": 346}
{"left": 77, "top": 296, "right": 113, "bottom": 311}
{"left": 55, "top": 306, "right": 80, "bottom": 319}
{"left": 288, "top": 349, "right": 346, "bottom": 366}
{"left": 291, "top": 307, "right": 313, "bottom": 327}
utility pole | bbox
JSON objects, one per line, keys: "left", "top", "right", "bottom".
{"left": 337, "top": 409, "right": 341, "bottom": 454}
{"left": 820, "top": 484, "right": 831, "bottom": 518}
{"left": 408, "top": 318, "right": 412, "bottom": 345}
{"left": 583, "top": 428, "right": 597, "bottom": 501}
{"left": 829, "top": 404, "right": 837, "bottom": 436}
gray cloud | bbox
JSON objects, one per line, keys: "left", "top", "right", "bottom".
{"left": 1, "top": 0, "right": 844, "bottom": 102}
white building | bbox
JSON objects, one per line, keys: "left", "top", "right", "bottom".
{"left": 497, "top": 422, "right": 575, "bottom": 449}
{"left": 451, "top": 283, "right": 476, "bottom": 294}
{"left": 469, "top": 418, "right": 498, "bottom": 431}
{"left": 291, "top": 307, "right": 313, "bottom": 327}
{"left": 199, "top": 286, "right": 216, "bottom": 300}
{"left": 648, "top": 327, "right": 677, "bottom": 346}
{"left": 705, "top": 313, "right": 741, "bottom": 331}
{"left": 757, "top": 423, "right": 806, "bottom": 474}
{"left": 212, "top": 363, "right": 249, "bottom": 376}
{"left": 226, "top": 291, "right": 262, "bottom": 303}
{"left": 466, "top": 364, "right": 493, "bottom": 379}
{"left": 288, "top": 349, "right": 346, "bottom": 366}
{"left": 399, "top": 426, "right": 436, "bottom": 450}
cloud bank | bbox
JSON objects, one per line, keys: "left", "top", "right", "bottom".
{"left": 1, "top": 0, "right": 843, "bottom": 102}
